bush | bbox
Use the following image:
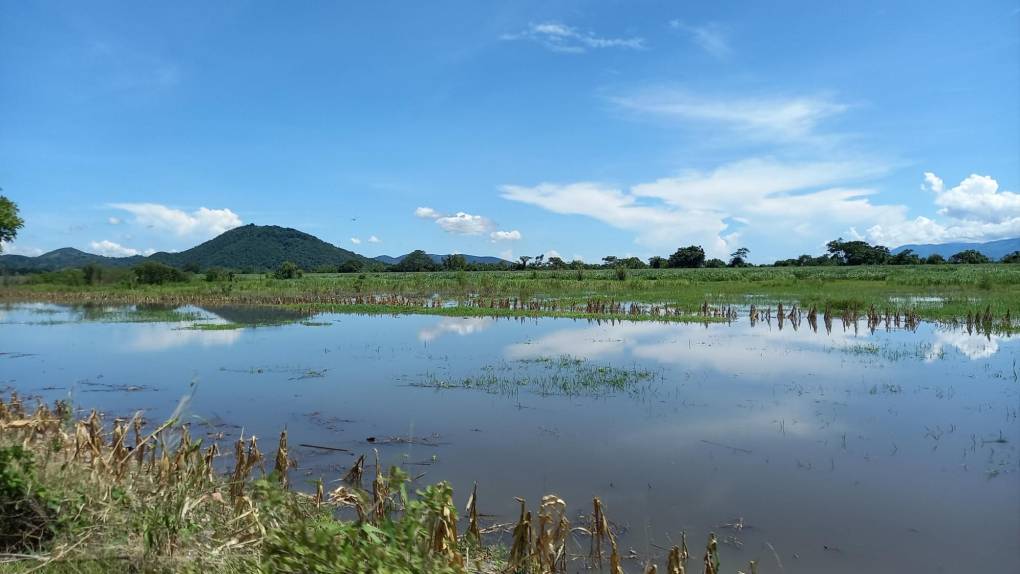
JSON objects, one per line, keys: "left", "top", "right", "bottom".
{"left": 134, "top": 262, "right": 186, "bottom": 285}
{"left": 274, "top": 261, "right": 303, "bottom": 279}
{"left": 0, "top": 446, "right": 60, "bottom": 552}
{"left": 338, "top": 259, "right": 364, "bottom": 273}
{"left": 257, "top": 473, "right": 463, "bottom": 574}
{"left": 614, "top": 266, "right": 627, "bottom": 281}
{"left": 204, "top": 267, "right": 235, "bottom": 282}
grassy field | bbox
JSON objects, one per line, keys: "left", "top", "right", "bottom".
{"left": 3, "top": 264, "right": 1019, "bottom": 325}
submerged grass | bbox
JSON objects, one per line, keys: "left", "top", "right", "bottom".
{"left": 0, "top": 395, "right": 729, "bottom": 573}
{"left": 413, "top": 356, "right": 660, "bottom": 398}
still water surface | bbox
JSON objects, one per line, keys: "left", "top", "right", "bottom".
{"left": 1, "top": 303, "right": 1018, "bottom": 572}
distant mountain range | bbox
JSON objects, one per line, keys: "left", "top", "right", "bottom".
{"left": 372, "top": 253, "right": 511, "bottom": 266}
{"left": 891, "top": 237, "right": 1020, "bottom": 260}
{"left": 0, "top": 248, "right": 145, "bottom": 272}
{"left": 0, "top": 224, "right": 512, "bottom": 272}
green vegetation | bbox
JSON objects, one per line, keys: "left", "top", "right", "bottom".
{"left": 272, "top": 260, "right": 303, "bottom": 280}
{"left": 146, "top": 224, "right": 373, "bottom": 273}
{"left": 414, "top": 356, "right": 659, "bottom": 398}
{"left": 0, "top": 194, "right": 24, "bottom": 251}
{"left": 4, "top": 264, "right": 1019, "bottom": 325}
{"left": 134, "top": 261, "right": 188, "bottom": 285}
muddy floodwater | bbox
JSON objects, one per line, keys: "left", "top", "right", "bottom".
{"left": 2, "top": 302, "right": 1018, "bottom": 572}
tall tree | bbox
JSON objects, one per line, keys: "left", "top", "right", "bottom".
{"left": 948, "top": 250, "right": 990, "bottom": 264}
{"left": 442, "top": 253, "right": 467, "bottom": 270}
{"left": 0, "top": 193, "right": 25, "bottom": 252}
{"left": 668, "top": 245, "right": 706, "bottom": 268}
{"left": 728, "top": 247, "right": 750, "bottom": 267}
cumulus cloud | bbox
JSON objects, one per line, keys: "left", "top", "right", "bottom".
{"left": 501, "top": 158, "right": 900, "bottom": 257}
{"left": 544, "top": 250, "right": 562, "bottom": 260}
{"left": 89, "top": 240, "right": 154, "bottom": 257}
{"left": 489, "top": 230, "right": 522, "bottom": 241}
{"left": 436, "top": 212, "right": 493, "bottom": 235}
{"left": 349, "top": 237, "right": 362, "bottom": 245}
{"left": 864, "top": 172, "right": 1020, "bottom": 246}
{"left": 415, "top": 207, "right": 441, "bottom": 219}
{"left": 108, "top": 217, "right": 121, "bottom": 225}
{"left": 416, "top": 207, "right": 495, "bottom": 235}
{"left": 502, "top": 22, "right": 645, "bottom": 54}
{"left": 928, "top": 173, "right": 1020, "bottom": 223}
{"left": 611, "top": 90, "right": 847, "bottom": 142}
{"left": 368, "top": 235, "right": 381, "bottom": 243}
{"left": 109, "top": 203, "right": 242, "bottom": 238}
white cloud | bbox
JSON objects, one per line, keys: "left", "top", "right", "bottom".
{"left": 415, "top": 207, "right": 441, "bottom": 219}
{"left": 611, "top": 90, "right": 847, "bottom": 141}
{"left": 89, "top": 239, "right": 154, "bottom": 257}
{"left": 349, "top": 237, "right": 362, "bottom": 245}
{"left": 927, "top": 331, "right": 1007, "bottom": 361}
{"left": 368, "top": 235, "right": 381, "bottom": 243}
{"left": 929, "top": 173, "right": 1020, "bottom": 223}
{"left": 109, "top": 203, "right": 242, "bottom": 238}
{"left": 499, "top": 249, "right": 514, "bottom": 261}
{"left": 669, "top": 21, "right": 730, "bottom": 58}
{"left": 423, "top": 212, "right": 493, "bottom": 235}
{"left": 502, "top": 22, "right": 645, "bottom": 54}
{"left": 108, "top": 217, "right": 122, "bottom": 225}
{"left": 501, "top": 158, "right": 899, "bottom": 257}
{"left": 417, "top": 207, "right": 499, "bottom": 235}
{"left": 129, "top": 324, "right": 242, "bottom": 352}
{"left": 418, "top": 317, "right": 495, "bottom": 343}
{"left": 865, "top": 172, "right": 1020, "bottom": 246}
{"left": 544, "top": 249, "right": 562, "bottom": 260}
{"left": 0, "top": 241, "right": 44, "bottom": 256}
{"left": 490, "top": 229, "right": 522, "bottom": 241}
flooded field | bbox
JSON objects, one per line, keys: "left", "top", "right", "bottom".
{"left": 2, "top": 302, "right": 1017, "bottom": 572}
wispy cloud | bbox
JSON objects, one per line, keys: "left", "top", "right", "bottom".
{"left": 502, "top": 22, "right": 645, "bottom": 54}
{"left": 669, "top": 20, "right": 731, "bottom": 58}
{"left": 368, "top": 235, "right": 381, "bottom": 243}
{"left": 108, "top": 203, "right": 242, "bottom": 238}
{"left": 349, "top": 237, "right": 362, "bottom": 245}
{"left": 501, "top": 157, "right": 899, "bottom": 257}
{"left": 611, "top": 89, "right": 847, "bottom": 142}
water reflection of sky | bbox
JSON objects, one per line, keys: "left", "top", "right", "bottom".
{"left": 1, "top": 304, "right": 1017, "bottom": 573}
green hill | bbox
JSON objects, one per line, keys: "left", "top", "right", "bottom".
{"left": 0, "top": 248, "right": 144, "bottom": 272}
{"left": 149, "top": 224, "right": 369, "bottom": 272}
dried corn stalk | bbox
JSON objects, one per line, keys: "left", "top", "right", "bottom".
{"left": 668, "top": 545, "right": 685, "bottom": 574}
{"left": 509, "top": 497, "right": 533, "bottom": 568}
{"left": 465, "top": 482, "right": 480, "bottom": 545}
{"left": 273, "top": 429, "right": 289, "bottom": 488}
{"left": 344, "top": 454, "right": 365, "bottom": 488}
{"left": 536, "top": 494, "right": 569, "bottom": 572}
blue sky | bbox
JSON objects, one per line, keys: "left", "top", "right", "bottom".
{"left": 1, "top": 1, "right": 1018, "bottom": 263}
